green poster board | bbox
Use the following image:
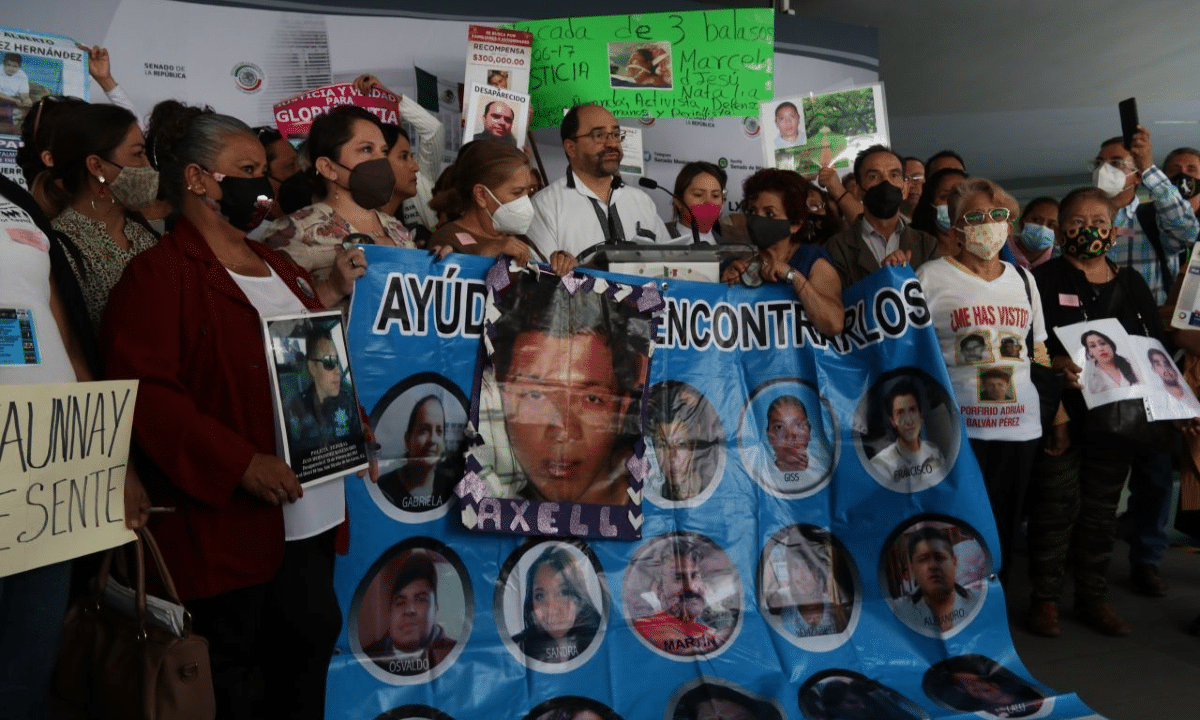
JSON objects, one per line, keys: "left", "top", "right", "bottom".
{"left": 509, "top": 9, "right": 774, "bottom": 129}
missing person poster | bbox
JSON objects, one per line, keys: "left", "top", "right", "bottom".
{"left": 0, "top": 380, "right": 137, "bottom": 577}
{"left": 508, "top": 9, "right": 774, "bottom": 129}
{"left": 0, "top": 25, "right": 90, "bottom": 185}
{"left": 461, "top": 82, "right": 530, "bottom": 150}
{"left": 1054, "top": 317, "right": 1200, "bottom": 418}
{"left": 264, "top": 311, "right": 368, "bottom": 486}
{"left": 463, "top": 267, "right": 662, "bottom": 541}
{"left": 273, "top": 81, "right": 401, "bottom": 141}
{"left": 328, "top": 252, "right": 1101, "bottom": 720}
{"left": 465, "top": 25, "right": 532, "bottom": 96}
{"left": 766, "top": 84, "right": 890, "bottom": 176}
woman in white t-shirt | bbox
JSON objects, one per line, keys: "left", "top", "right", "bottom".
{"left": 916, "top": 178, "right": 1050, "bottom": 581}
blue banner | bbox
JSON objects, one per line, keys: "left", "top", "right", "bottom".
{"left": 330, "top": 246, "right": 1097, "bottom": 720}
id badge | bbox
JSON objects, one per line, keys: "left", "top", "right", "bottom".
{"left": 0, "top": 308, "right": 41, "bottom": 365}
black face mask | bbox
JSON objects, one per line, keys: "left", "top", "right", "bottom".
{"left": 207, "top": 171, "right": 274, "bottom": 231}
{"left": 1170, "top": 173, "right": 1200, "bottom": 200}
{"left": 744, "top": 213, "right": 793, "bottom": 250}
{"left": 336, "top": 157, "right": 395, "bottom": 210}
{"left": 862, "top": 181, "right": 903, "bottom": 219}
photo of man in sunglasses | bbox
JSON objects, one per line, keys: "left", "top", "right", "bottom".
{"left": 284, "top": 320, "right": 364, "bottom": 474}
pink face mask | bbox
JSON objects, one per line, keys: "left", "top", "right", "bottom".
{"left": 687, "top": 203, "right": 722, "bottom": 234}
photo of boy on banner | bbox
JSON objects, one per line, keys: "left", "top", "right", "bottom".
{"left": 623, "top": 532, "right": 742, "bottom": 659}
{"left": 367, "top": 373, "right": 469, "bottom": 521}
{"left": 644, "top": 380, "right": 725, "bottom": 506}
{"left": 494, "top": 538, "right": 609, "bottom": 672}
{"left": 798, "top": 670, "right": 930, "bottom": 720}
{"left": 264, "top": 311, "right": 368, "bottom": 486}
{"left": 668, "top": 677, "right": 786, "bottom": 720}
{"left": 349, "top": 538, "right": 473, "bottom": 684}
{"left": 758, "top": 524, "right": 859, "bottom": 650}
{"left": 922, "top": 655, "right": 1051, "bottom": 719}
{"left": 738, "top": 378, "right": 835, "bottom": 498}
{"left": 461, "top": 266, "right": 662, "bottom": 540}
{"left": 880, "top": 515, "right": 991, "bottom": 639}
{"left": 855, "top": 368, "right": 960, "bottom": 493}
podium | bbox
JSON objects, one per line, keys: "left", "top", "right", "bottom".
{"left": 578, "top": 242, "right": 757, "bottom": 283}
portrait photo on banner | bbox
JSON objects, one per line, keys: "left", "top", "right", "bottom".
{"left": 643, "top": 380, "right": 726, "bottom": 507}
{"left": 493, "top": 537, "right": 610, "bottom": 672}
{"left": 347, "top": 537, "right": 473, "bottom": 685}
{"left": 922, "top": 654, "right": 1052, "bottom": 720}
{"left": 853, "top": 367, "right": 961, "bottom": 493}
{"left": 798, "top": 669, "right": 930, "bottom": 720}
{"left": 365, "top": 372, "right": 470, "bottom": 522}
{"left": 461, "top": 266, "right": 664, "bottom": 540}
{"left": 758, "top": 524, "right": 860, "bottom": 651}
{"left": 622, "top": 531, "right": 743, "bottom": 660}
{"left": 879, "top": 514, "right": 991, "bottom": 639}
{"left": 667, "top": 677, "right": 787, "bottom": 720}
{"left": 737, "top": 378, "right": 837, "bottom": 499}
{"left": 263, "top": 311, "right": 368, "bottom": 486}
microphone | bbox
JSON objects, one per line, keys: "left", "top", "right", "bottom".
{"left": 638, "top": 177, "right": 700, "bottom": 243}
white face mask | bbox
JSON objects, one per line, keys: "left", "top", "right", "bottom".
{"left": 1093, "top": 162, "right": 1131, "bottom": 198}
{"left": 960, "top": 221, "right": 1009, "bottom": 260}
{"left": 485, "top": 186, "right": 535, "bottom": 235}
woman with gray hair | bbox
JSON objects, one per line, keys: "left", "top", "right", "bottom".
{"left": 104, "top": 100, "right": 358, "bottom": 719}
{"left": 916, "top": 177, "right": 1051, "bottom": 583}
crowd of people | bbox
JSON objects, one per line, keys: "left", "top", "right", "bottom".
{"left": 4, "top": 41, "right": 1200, "bottom": 720}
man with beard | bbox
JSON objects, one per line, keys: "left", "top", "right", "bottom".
{"left": 894, "top": 527, "right": 976, "bottom": 634}
{"left": 633, "top": 538, "right": 724, "bottom": 655}
{"left": 363, "top": 552, "right": 456, "bottom": 675}
{"left": 472, "top": 100, "right": 516, "bottom": 145}
{"left": 824, "top": 144, "right": 938, "bottom": 288}
{"left": 528, "top": 103, "right": 668, "bottom": 259}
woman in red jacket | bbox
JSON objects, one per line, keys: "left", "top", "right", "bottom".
{"left": 103, "top": 100, "right": 363, "bottom": 720}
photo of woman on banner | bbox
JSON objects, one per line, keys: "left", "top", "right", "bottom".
{"left": 622, "top": 532, "right": 742, "bottom": 659}
{"left": 799, "top": 671, "right": 930, "bottom": 720}
{"left": 759, "top": 524, "right": 858, "bottom": 648}
{"left": 645, "top": 380, "right": 725, "bottom": 505}
{"left": 495, "top": 539, "right": 607, "bottom": 669}
{"left": 369, "top": 377, "right": 468, "bottom": 518}
{"left": 1081, "top": 326, "right": 1141, "bottom": 396}
{"left": 881, "top": 517, "right": 990, "bottom": 638}
{"left": 738, "top": 379, "right": 835, "bottom": 498}
{"left": 922, "top": 655, "right": 1049, "bottom": 719}
{"left": 473, "top": 269, "right": 652, "bottom": 506}
{"left": 274, "top": 315, "right": 365, "bottom": 480}
{"left": 669, "top": 679, "right": 785, "bottom": 720}
{"left": 856, "top": 370, "right": 960, "bottom": 493}
{"left": 522, "top": 696, "right": 625, "bottom": 720}
{"left": 353, "top": 542, "right": 471, "bottom": 682}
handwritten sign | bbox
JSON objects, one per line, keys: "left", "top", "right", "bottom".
{"left": 508, "top": 9, "right": 774, "bottom": 129}
{"left": 0, "top": 381, "right": 138, "bottom": 577}
{"left": 273, "top": 82, "right": 401, "bottom": 140}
